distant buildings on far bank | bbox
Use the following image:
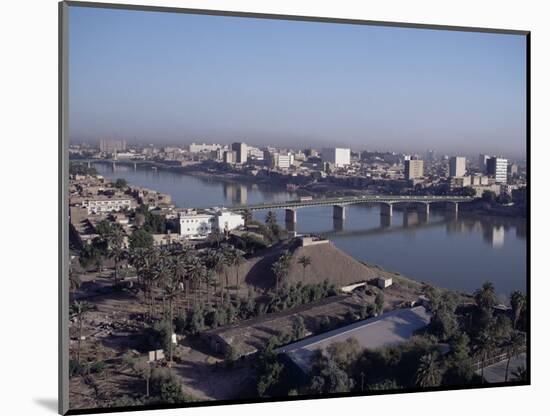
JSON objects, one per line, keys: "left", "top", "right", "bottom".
{"left": 404, "top": 159, "right": 424, "bottom": 180}
{"left": 321, "top": 147, "right": 351, "bottom": 167}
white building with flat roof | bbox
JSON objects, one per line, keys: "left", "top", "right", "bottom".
{"left": 270, "top": 153, "right": 293, "bottom": 169}
{"left": 449, "top": 156, "right": 466, "bottom": 177}
{"left": 322, "top": 148, "right": 351, "bottom": 167}
{"left": 487, "top": 157, "right": 508, "bottom": 183}
{"left": 231, "top": 142, "right": 248, "bottom": 164}
{"left": 82, "top": 197, "right": 133, "bottom": 215}
{"left": 277, "top": 306, "right": 431, "bottom": 374}
{"left": 178, "top": 212, "right": 215, "bottom": 239}
{"left": 178, "top": 209, "right": 244, "bottom": 239}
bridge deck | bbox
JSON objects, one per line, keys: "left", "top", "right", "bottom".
{"left": 223, "top": 195, "right": 472, "bottom": 211}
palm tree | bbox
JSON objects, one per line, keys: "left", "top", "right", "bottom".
{"left": 474, "top": 281, "right": 498, "bottom": 312}
{"left": 415, "top": 352, "right": 442, "bottom": 387}
{"left": 186, "top": 255, "right": 206, "bottom": 307}
{"left": 242, "top": 209, "right": 253, "bottom": 225}
{"left": 510, "top": 291, "right": 526, "bottom": 329}
{"left": 297, "top": 255, "right": 312, "bottom": 283}
{"left": 265, "top": 211, "right": 277, "bottom": 226}
{"left": 272, "top": 250, "right": 292, "bottom": 291}
{"left": 232, "top": 249, "right": 246, "bottom": 290}
{"left": 96, "top": 220, "right": 125, "bottom": 285}
{"left": 70, "top": 300, "right": 92, "bottom": 363}
{"left": 207, "top": 229, "right": 224, "bottom": 248}
{"left": 504, "top": 331, "right": 525, "bottom": 382}
{"left": 475, "top": 330, "right": 496, "bottom": 383}
{"left": 221, "top": 245, "right": 234, "bottom": 300}
{"left": 162, "top": 262, "right": 180, "bottom": 366}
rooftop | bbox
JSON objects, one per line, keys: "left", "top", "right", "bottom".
{"left": 276, "top": 305, "right": 431, "bottom": 373}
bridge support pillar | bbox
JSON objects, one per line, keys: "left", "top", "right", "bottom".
{"left": 445, "top": 202, "right": 458, "bottom": 213}
{"left": 333, "top": 218, "right": 344, "bottom": 232}
{"left": 418, "top": 203, "right": 430, "bottom": 216}
{"left": 380, "top": 215, "right": 392, "bottom": 228}
{"left": 418, "top": 203, "right": 430, "bottom": 223}
{"left": 285, "top": 208, "right": 297, "bottom": 223}
{"left": 333, "top": 205, "right": 346, "bottom": 220}
{"left": 380, "top": 203, "right": 393, "bottom": 217}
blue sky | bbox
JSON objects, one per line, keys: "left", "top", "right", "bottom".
{"left": 69, "top": 6, "right": 527, "bottom": 157}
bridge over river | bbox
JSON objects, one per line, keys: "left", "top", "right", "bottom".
{"left": 221, "top": 194, "right": 473, "bottom": 224}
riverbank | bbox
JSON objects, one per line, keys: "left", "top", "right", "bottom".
{"left": 88, "top": 160, "right": 527, "bottom": 296}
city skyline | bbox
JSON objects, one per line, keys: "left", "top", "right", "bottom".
{"left": 69, "top": 7, "right": 527, "bottom": 158}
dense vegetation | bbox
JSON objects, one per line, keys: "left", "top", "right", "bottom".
{"left": 253, "top": 281, "right": 527, "bottom": 398}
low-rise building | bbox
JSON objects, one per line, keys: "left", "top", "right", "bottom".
{"left": 277, "top": 306, "right": 431, "bottom": 375}
{"left": 178, "top": 209, "right": 244, "bottom": 239}
{"left": 81, "top": 197, "right": 133, "bottom": 215}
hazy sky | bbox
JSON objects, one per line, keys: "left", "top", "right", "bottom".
{"left": 69, "top": 6, "right": 527, "bottom": 157}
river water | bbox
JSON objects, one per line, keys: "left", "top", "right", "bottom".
{"left": 94, "top": 162, "right": 527, "bottom": 299}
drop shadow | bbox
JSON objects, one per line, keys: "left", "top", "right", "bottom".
{"left": 33, "top": 398, "right": 57, "bottom": 413}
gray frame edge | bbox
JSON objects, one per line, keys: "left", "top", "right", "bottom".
{"left": 59, "top": 1, "right": 70, "bottom": 414}
{"left": 63, "top": 0, "right": 530, "bottom": 36}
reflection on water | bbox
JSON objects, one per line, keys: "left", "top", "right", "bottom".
{"left": 94, "top": 162, "right": 526, "bottom": 297}
{"left": 223, "top": 183, "right": 248, "bottom": 206}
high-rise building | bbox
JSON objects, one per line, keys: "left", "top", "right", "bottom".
{"left": 479, "top": 154, "right": 490, "bottom": 172}
{"left": 404, "top": 159, "right": 424, "bottom": 180}
{"left": 449, "top": 156, "right": 466, "bottom": 177}
{"left": 231, "top": 142, "right": 248, "bottom": 164}
{"left": 223, "top": 150, "right": 237, "bottom": 164}
{"left": 486, "top": 157, "right": 508, "bottom": 183}
{"left": 100, "top": 139, "right": 127, "bottom": 153}
{"left": 321, "top": 148, "right": 351, "bottom": 167}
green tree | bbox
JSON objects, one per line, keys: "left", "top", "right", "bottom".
{"left": 309, "top": 352, "right": 354, "bottom": 394}
{"left": 271, "top": 250, "right": 292, "bottom": 292}
{"left": 70, "top": 300, "right": 92, "bottom": 363}
{"left": 232, "top": 249, "right": 246, "bottom": 290}
{"left": 162, "top": 261, "right": 182, "bottom": 366}
{"left": 242, "top": 209, "right": 253, "bottom": 225}
{"left": 482, "top": 190, "right": 497, "bottom": 204}
{"left": 375, "top": 291, "right": 385, "bottom": 315}
{"left": 510, "top": 291, "right": 526, "bottom": 330}
{"left": 291, "top": 316, "right": 306, "bottom": 341}
{"left": 206, "top": 229, "right": 224, "bottom": 248}
{"left": 297, "top": 255, "right": 312, "bottom": 283}
{"left": 206, "top": 248, "right": 226, "bottom": 304}
{"left": 444, "top": 332, "right": 474, "bottom": 384}
{"left": 265, "top": 211, "right": 277, "bottom": 227}
{"left": 415, "top": 352, "right": 442, "bottom": 388}
{"left": 474, "top": 281, "right": 498, "bottom": 313}
{"left": 129, "top": 228, "right": 154, "bottom": 251}
{"left": 497, "top": 193, "right": 512, "bottom": 205}
{"left": 114, "top": 178, "right": 128, "bottom": 189}
{"left": 132, "top": 359, "right": 152, "bottom": 397}
{"left": 475, "top": 330, "right": 496, "bottom": 383}
{"left": 462, "top": 187, "right": 476, "bottom": 197}
{"left": 504, "top": 331, "right": 525, "bottom": 382}
{"left": 96, "top": 220, "right": 125, "bottom": 285}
